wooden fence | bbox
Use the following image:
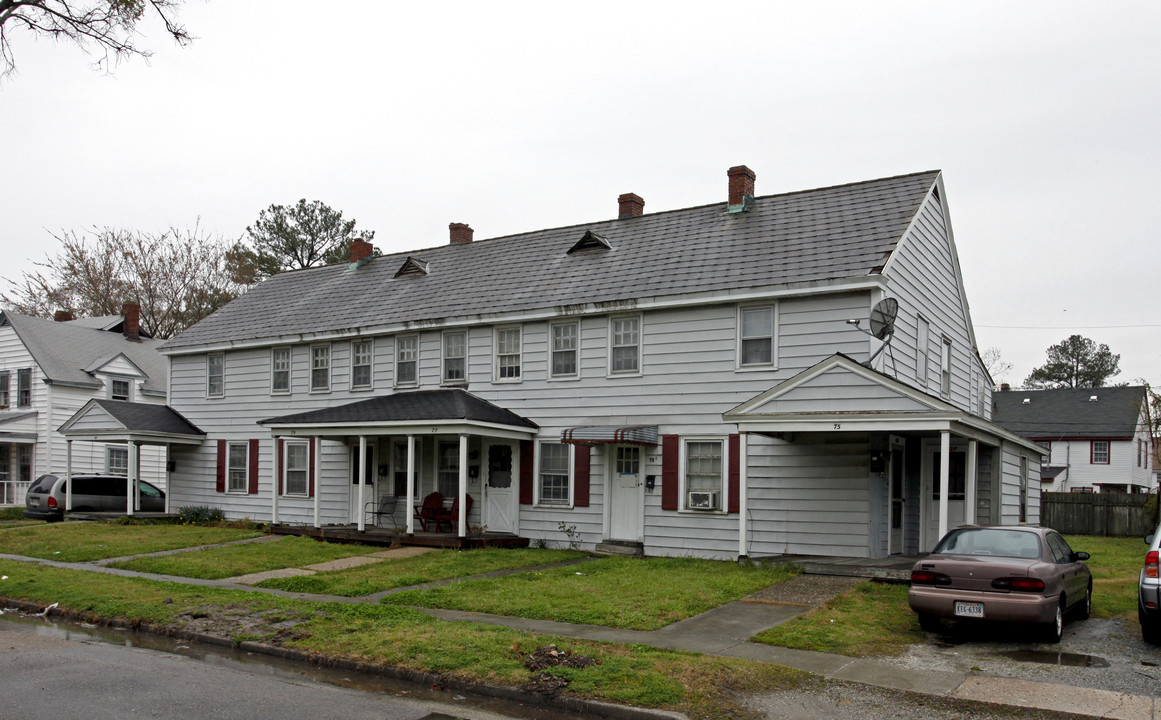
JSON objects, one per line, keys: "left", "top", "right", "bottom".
{"left": 1040, "top": 492, "right": 1157, "bottom": 537}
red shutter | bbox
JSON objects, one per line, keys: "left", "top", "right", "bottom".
{"left": 248, "top": 439, "right": 260, "bottom": 494}
{"left": 215, "top": 439, "right": 226, "bottom": 493}
{"left": 277, "top": 439, "right": 285, "bottom": 495}
{"left": 574, "top": 445, "right": 590, "bottom": 507}
{"left": 727, "top": 434, "right": 740, "bottom": 513}
{"left": 308, "top": 438, "right": 316, "bottom": 498}
{"left": 661, "top": 435, "right": 679, "bottom": 511}
{"left": 519, "top": 440, "right": 534, "bottom": 505}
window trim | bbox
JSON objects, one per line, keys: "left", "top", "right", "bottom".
{"left": 394, "top": 334, "right": 419, "bottom": 388}
{"left": 441, "top": 330, "right": 467, "bottom": 386}
{"left": 493, "top": 325, "right": 523, "bottom": 383}
{"left": 106, "top": 446, "right": 128, "bottom": 476}
{"left": 548, "top": 320, "right": 580, "bottom": 381}
{"left": 679, "top": 436, "right": 728, "bottom": 513}
{"left": 350, "top": 339, "right": 374, "bottom": 391}
{"left": 940, "top": 335, "right": 952, "bottom": 398}
{"left": 0, "top": 369, "right": 8, "bottom": 409}
{"left": 206, "top": 354, "right": 224, "bottom": 399}
{"left": 108, "top": 376, "right": 132, "bottom": 402}
{"left": 1091, "top": 440, "right": 1110, "bottom": 465}
{"left": 736, "top": 304, "right": 777, "bottom": 370}
{"left": 226, "top": 441, "right": 250, "bottom": 494}
{"left": 16, "top": 367, "right": 32, "bottom": 407}
{"left": 309, "top": 343, "right": 331, "bottom": 393}
{"left": 607, "top": 314, "right": 643, "bottom": 377}
{"left": 916, "top": 316, "right": 930, "bottom": 384}
{"left": 282, "top": 440, "right": 310, "bottom": 497}
{"left": 534, "top": 440, "right": 574, "bottom": 508}
{"left": 270, "top": 346, "right": 292, "bottom": 395}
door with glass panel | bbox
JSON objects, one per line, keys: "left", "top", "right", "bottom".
{"left": 608, "top": 446, "right": 642, "bottom": 542}
{"left": 484, "top": 442, "right": 517, "bottom": 534}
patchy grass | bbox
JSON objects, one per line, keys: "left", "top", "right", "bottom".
{"left": 0, "top": 507, "right": 32, "bottom": 522}
{"left": 752, "top": 581, "right": 924, "bottom": 657}
{"left": 257, "top": 548, "right": 586, "bottom": 596}
{"left": 0, "top": 522, "right": 262, "bottom": 562}
{"left": 0, "top": 560, "right": 808, "bottom": 719}
{"left": 382, "top": 556, "right": 799, "bottom": 630}
{"left": 1065, "top": 534, "right": 1147, "bottom": 619}
{"left": 106, "top": 536, "right": 383, "bottom": 579}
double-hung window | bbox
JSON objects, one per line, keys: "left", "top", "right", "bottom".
{"left": 351, "top": 339, "right": 373, "bottom": 390}
{"left": 916, "top": 317, "right": 930, "bottom": 384}
{"left": 684, "top": 440, "right": 724, "bottom": 511}
{"left": 207, "top": 354, "right": 224, "bottom": 398}
{"left": 550, "top": 322, "right": 578, "bottom": 379}
{"left": 0, "top": 370, "right": 9, "bottom": 408}
{"left": 609, "top": 315, "right": 641, "bottom": 375}
{"left": 284, "top": 442, "right": 309, "bottom": 495}
{"left": 940, "top": 337, "right": 952, "bottom": 397}
{"left": 110, "top": 378, "right": 130, "bottom": 401}
{"left": 537, "top": 442, "right": 571, "bottom": 505}
{"left": 310, "top": 345, "right": 330, "bottom": 392}
{"left": 17, "top": 368, "right": 31, "bottom": 407}
{"left": 495, "top": 326, "right": 522, "bottom": 381}
{"left": 739, "top": 306, "right": 775, "bottom": 367}
{"left": 106, "top": 446, "right": 128, "bottom": 475}
{"left": 442, "top": 331, "right": 466, "bottom": 384}
{"left": 271, "top": 347, "right": 291, "bottom": 394}
{"left": 227, "top": 442, "right": 249, "bottom": 492}
{"left": 1092, "top": 440, "right": 1110, "bottom": 464}
{"left": 396, "top": 335, "right": 418, "bottom": 387}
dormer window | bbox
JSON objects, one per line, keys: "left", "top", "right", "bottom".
{"left": 110, "top": 378, "right": 131, "bottom": 401}
{"left": 395, "top": 257, "right": 429, "bottom": 277}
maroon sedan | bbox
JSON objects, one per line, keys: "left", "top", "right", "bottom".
{"left": 908, "top": 525, "right": 1092, "bottom": 643}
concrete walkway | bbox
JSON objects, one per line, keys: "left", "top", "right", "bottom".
{"left": 1, "top": 541, "right": 1157, "bottom": 719}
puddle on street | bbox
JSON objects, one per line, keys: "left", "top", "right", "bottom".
{"left": 995, "top": 650, "right": 1110, "bottom": 668}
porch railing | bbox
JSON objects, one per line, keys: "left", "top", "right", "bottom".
{"left": 1, "top": 478, "right": 31, "bottom": 507}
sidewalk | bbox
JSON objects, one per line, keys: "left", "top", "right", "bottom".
{"left": 2, "top": 542, "right": 1157, "bottom": 720}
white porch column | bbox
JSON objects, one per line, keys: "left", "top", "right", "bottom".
{"left": 938, "top": 429, "right": 950, "bottom": 540}
{"left": 738, "top": 432, "right": 749, "bottom": 559}
{"left": 65, "top": 440, "right": 72, "bottom": 512}
{"left": 271, "top": 437, "right": 280, "bottom": 525}
{"left": 126, "top": 439, "right": 136, "bottom": 516}
{"left": 312, "top": 437, "right": 321, "bottom": 528}
{"left": 357, "top": 435, "right": 368, "bottom": 532}
{"left": 164, "top": 443, "right": 171, "bottom": 515}
{"left": 134, "top": 442, "right": 142, "bottom": 511}
{"left": 458, "top": 434, "right": 468, "bottom": 538}
{"left": 406, "top": 434, "right": 416, "bottom": 534}
{"left": 965, "top": 440, "right": 978, "bottom": 525}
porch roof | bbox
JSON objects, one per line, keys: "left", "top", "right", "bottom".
{"left": 257, "top": 389, "right": 539, "bottom": 439}
{"left": 58, "top": 399, "right": 206, "bottom": 445}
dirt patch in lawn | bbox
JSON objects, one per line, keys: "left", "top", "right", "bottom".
{"left": 175, "top": 603, "right": 312, "bottom": 643}
{"left": 742, "top": 574, "right": 863, "bottom": 607}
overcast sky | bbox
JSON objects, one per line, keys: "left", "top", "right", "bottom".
{"left": 2, "top": 1, "right": 1157, "bottom": 387}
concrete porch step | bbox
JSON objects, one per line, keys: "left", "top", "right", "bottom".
{"left": 594, "top": 540, "right": 644, "bottom": 556}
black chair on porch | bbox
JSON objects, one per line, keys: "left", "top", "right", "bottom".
{"left": 365, "top": 495, "right": 399, "bottom": 528}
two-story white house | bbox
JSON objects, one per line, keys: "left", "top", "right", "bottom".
{"left": 151, "top": 166, "right": 1044, "bottom": 560}
{"left": 992, "top": 385, "right": 1154, "bottom": 494}
{"left": 0, "top": 305, "right": 170, "bottom": 505}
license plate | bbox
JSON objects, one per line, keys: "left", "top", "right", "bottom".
{"left": 955, "top": 601, "right": 984, "bottom": 618}
{"left": 29, "top": 498, "right": 39, "bottom": 507}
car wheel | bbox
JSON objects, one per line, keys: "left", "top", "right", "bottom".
{"left": 1042, "top": 600, "right": 1064, "bottom": 643}
{"left": 918, "top": 613, "right": 942, "bottom": 632}
{"left": 1075, "top": 582, "right": 1092, "bottom": 621}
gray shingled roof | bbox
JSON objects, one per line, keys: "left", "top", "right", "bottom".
{"left": 992, "top": 386, "right": 1146, "bottom": 440}
{"left": 1, "top": 311, "right": 168, "bottom": 394}
{"left": 88, "top": 400, "right": 204, "bottom": 436}
{"left": 258, "top": 389, "right": 538, "bottom": 429}
{"left": 165, "top": 171, "right": 941, "bottom": 350}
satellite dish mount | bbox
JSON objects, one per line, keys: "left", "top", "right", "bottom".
{"left": 847, "top": 298, "right": 899, "bottom": 368}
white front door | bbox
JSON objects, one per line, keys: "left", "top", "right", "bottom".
{"left": 483, "top": 442, "right": 517, "bottom": 534}
{"left": 349, "top": 444, "right": 376, "bottom": 524}
{"left": 608, "top": 446, "right": 643, "bottom": 542}
{"left": 923, "top": 443, "right": 966, "bottom": 551}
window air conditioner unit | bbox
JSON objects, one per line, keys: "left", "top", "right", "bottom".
{"left": 687, "top": 491, "right": 719, "bottom": 510}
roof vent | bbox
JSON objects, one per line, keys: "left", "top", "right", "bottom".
{"left": 394, "top": 257, "right": 429, "bottom": 277}
{"left": 1089, "top": 395, "right": 1099, "bottom": 402}
{"left": 1022, "top": 398, "right": 1031, "bottom": 404}
{"left": 567, "top": 230, "right": 612, "bottom": 254}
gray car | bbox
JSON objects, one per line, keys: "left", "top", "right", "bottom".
{"left": 1141, "top": 524, "right": 1160, "bottom": 645}
{"left": 23, "top": 473, "right": 165, "bottom": 520}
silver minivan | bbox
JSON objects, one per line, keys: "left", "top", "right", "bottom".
{"left": 1141, "top": 524, "right": 1160, "bottom": 645}
{"left": 23, "top": 473, "right": 166, "bottom": 520}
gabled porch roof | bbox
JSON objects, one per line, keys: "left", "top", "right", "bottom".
{"left": 58, "top": 399, "right": 205, "bottom": 445}
{"left": 257, "top": 388, "right": 539, "bottom": 440}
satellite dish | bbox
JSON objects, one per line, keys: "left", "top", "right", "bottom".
{"left": 869, "top": 298, "right": 899, "bottom": 340}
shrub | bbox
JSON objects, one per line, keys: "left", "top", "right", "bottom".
{"left": 178, "top": 505, "right": 226, "bottom": 524}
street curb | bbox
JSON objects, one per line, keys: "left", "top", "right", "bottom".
{"left": 0, "top": 596, "right": 686, "bottom": 720}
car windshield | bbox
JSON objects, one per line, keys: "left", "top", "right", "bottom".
{"left": 934, "top": 528, "right": 1041, "bottom": 559}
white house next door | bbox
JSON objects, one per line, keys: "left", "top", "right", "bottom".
{"left": 484, "top": 442, "right": 518, "bottom": 535}
{"left": 608, "top": 446, "right": 643, "bottom": 542}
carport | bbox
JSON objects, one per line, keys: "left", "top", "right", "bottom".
{"left": 58, "top": 399, "right": 205, "bottom": 514}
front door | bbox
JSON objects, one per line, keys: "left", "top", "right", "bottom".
{"left": 923, "top": 443, "right": 966, "bottom": 551}
{"left": 349, "top": 444, "right": 375, "bottom": 524}
{"left": 889, "top": 447, "right": 905, "bottom": 555}
{"left": 484, "top": 442, "right": 517, "bottom": 534}
{"left": 608, "top": 446, "right": 642, "bottom": 542}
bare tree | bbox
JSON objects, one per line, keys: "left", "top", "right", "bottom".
{"left": 0, "top": 0, "right": 191, "bottom": 78}
{"left": 1, "top": 225, "right": 253, "bottom": 339}
{"left": 980, "top": 346, "right": 1013, "bottom": 383}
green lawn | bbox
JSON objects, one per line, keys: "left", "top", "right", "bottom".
{"left": 106, "top": 535, "right": 383, "bottom": 579}
{"left": 0, "top": 559, "right": 807, "bottom": 719}
{"left": 256, "top": 548, "right": 586, "bottom": 596}
{"left": 0, "top": 522, "right": 263, "bottom": 562}
{"left": 381, "top": 556, "right": 799, "bottom": 630}
{"left": 1065, "top": 533, "right": 1149, "bottom": 619}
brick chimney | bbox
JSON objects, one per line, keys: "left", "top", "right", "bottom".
{"left": 618, "top": 193, "right": 644, "bottom": 219}
{"left": 53, "top": 310, "right": 74, "bottom": 322}
{"left": 349, "top": 238, "right": 374, "bottom": 265}
{"left": 449, "top": 223, "right": 474, "bottom": 245}
{"left": 122, "top": 301, "right": 141, "bottom": 343}
{"left": 727, "top": 165, "right": 756, "bottom": 211}
{"left": 1000, "top": 383, "right": 1011, "bottom": 392}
